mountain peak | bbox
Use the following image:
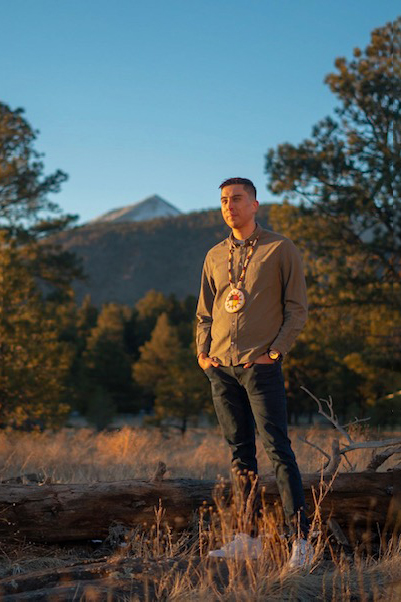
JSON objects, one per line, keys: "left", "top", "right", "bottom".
{"left": 89, "top": 195, "right": 181, "bottom": 224}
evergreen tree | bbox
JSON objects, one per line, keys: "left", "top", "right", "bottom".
{"left": 0, "top": 101, "right": 82, "bottom": 298}
{"left": 84, "top": 303, "right": 139, "bottom": 415}
{"left": 56, "top": 295, "right": 99, "bottom": 415}
{"left": 134, "top": 290, "right": 171, "bottom": 346}
{"left": 133, "top": 312, "right": 180, "bottom": 393}
{"left": 264, "top": 20, "right": 401, "bottom": 419}
{"left": 265, "top": 18, "right": 400, "bottom": 308}
{"left": 154, "top": 348, "right": 210, "bottom": 434}
{"left": 133, "top": 313, "right": 210, "bottom": 428}
{"left": 0, "top": 102, "right": 83, "bottom": 427}
{"left": 0, "top": 233, "right": 72, "bottom": 427}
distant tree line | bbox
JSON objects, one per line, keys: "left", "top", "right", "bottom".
{"left": 58, "top": 290, "right": 212, "bottom": 431}
{"left": 1, "top": 17, "right": 399, "bottom": 431}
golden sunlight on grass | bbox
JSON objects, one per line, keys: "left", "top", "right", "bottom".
{"left": 0, "top": 425, "right": 399, "bottom": 484}
{"left": 0, "top": 426, "right": 400, "bottom": 600}
{"left": 105, "top": 478, "right": 401, "bottom": 601}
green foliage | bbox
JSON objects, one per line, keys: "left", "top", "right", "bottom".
{"left": 265, "top": 19, "right": 401, "bottom": 422}
{"left": 86, "top": 387, "right": 117, "bottom": 431}
{"left": 0, "top": 101, "right": 83, "bottom": 301}
{"left": 134, "top": 290, "right": 200, "bottom": 350}
{"left": 0, "top": 233, "right": 72, "bottom": 427}
{"left": 0, "top": 101, "right": 84, "bottom": 427}
{"left": 265, "top": 18, "right": 400, "bottom": 308}
{"left": 134, "top": 290, "right": 174, "bottom": 347}
{"left": 0, "top": 102, "right": 69, "bottom": 235}
{"left": 153, "top": 348, "right": 210, "bottom": 434}
{"left": 84, "top": 303, "right": 139, "bottom": 413}
{"left": 133, "top": 313, "right": 210, "bottom": 432}
{"left": 133, "top": 313, "right": 181, "bottom": 391}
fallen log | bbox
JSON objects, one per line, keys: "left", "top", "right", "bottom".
{"left": 0, "top": 557, "right": 158, "bottom": 601}
{"left": 0, "top": 471, "right": 400, "bottom": 543}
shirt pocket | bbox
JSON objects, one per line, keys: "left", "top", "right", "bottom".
{"left": 246, "top": 260, "right": 278, "bottom": 291}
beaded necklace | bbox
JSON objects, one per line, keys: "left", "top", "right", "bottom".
{"left": 225, "top": 237, "right": 259, "bottom": 313}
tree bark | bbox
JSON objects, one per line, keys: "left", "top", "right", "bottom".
{"left": 1, "top": 471, "right": 399, "bottom": 543}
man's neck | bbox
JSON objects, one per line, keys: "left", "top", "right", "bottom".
{"left": 231, "top": 222, "right": 257, "bottom": 241}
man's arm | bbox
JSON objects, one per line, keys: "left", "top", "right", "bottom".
{"left": 196, "top": 255, "right": 219, "bottom": 369}
{"left": 270, "top": 239, "right": 308, "bottom": 356}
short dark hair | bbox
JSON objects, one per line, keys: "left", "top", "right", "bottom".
{"left": 219, "top": 177, "right": 257, "bottom": 199}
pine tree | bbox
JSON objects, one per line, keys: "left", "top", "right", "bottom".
{"left": 0, "top": 233, "right": 72, "bottom": 427}
{"left": 0, "top": 101, "right": 83, "bottom": 427}
{"left": 84, "top": 303, "right": 138, "bottom": 415}
{"left": 265, "top": 18, "right": 400, "bottom": 308}
{"left": 264, "top": 20, "right": 401, "bottom": 419}
{"left": 133, "top": 313, "right": 211, "bottom": 431}
{"left": 133, "top": 312, "right": 180, "bottom": 392}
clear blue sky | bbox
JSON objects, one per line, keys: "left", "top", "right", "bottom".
{"left": 2, "top": 1, "right": 399, "bottom": 224}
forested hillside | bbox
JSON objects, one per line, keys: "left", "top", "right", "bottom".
{"left": 54, "top": 205, "right": 272, "bottom": 306}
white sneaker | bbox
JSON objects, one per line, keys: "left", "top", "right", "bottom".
{"left": 208, "top": 533, "right": 262, "bottom": 559}
{"left": 288, "top": 538, "right": 314, "bottom": 569}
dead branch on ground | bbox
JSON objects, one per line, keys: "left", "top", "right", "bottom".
{"left": 299, "top": 387, "right": 401, "bottom": 473}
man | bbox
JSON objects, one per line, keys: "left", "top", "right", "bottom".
{"left": 196, "top": 177, "right": 312, "bottom": 567}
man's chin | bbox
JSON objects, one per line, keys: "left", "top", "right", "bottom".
{"left": 224, "top": 217, "right": 238, "bottom": 227}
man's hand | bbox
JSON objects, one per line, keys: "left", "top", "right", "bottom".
{"left": 244, "top": 352, "right": 276, "bottom": 369}
{"left": 198, "top": 353, "right": 220, "bottom": 370}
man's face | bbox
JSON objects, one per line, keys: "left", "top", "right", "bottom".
{"left": 220, "top": 184, "right": 259, "bottom": 231}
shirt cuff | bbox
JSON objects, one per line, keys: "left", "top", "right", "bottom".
{"left": 269, "top": 341, "right": 287, "bottom": 357}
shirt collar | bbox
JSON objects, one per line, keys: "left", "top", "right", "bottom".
{"left": 229, "top": 223, "right": 262, "bottom": 247}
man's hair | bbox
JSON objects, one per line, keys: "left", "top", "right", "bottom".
{"left": 219, "top": 177, "right": 257, "bottom": 199}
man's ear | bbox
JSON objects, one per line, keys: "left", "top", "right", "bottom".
{"left": 253, "top": 199, "right": 259, "bottom": 212}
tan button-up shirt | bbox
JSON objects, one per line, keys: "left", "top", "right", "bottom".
{"left": 196, "top": 224, "right": 308, "bottom": 365}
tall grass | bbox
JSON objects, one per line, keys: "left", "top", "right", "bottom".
{"left": 0, "top": 426, "right": 400, "bottom": 600}
{"left": 111, "top": 471, "right": 401, "bottom": 601}
{"left": 0, "top": 425, "right": 399, "bottom": 483}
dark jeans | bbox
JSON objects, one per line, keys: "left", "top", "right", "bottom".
{"left": 205, "top": 363, "right": 309, "bottom": 537}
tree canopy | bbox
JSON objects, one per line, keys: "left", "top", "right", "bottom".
{"left": 0, "top": 102, "right": 73, "bottom": 236}
{"left": 0, "top": 233, "right": 72, "bottom": 427}
{"left": 265, "top": 17, "right": 400, "bottom": 308}
{"left": 0, "top": 102, "right": 82, "bottom": 426}
{"left": 265, "top": 18, "right": 401, "bottom": 417}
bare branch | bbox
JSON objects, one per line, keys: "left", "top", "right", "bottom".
{"left": 366, "top": 446, "right": 401, "bottom": 472}
{"left": 300, "top": 387, "right": 401, "bottom": 473}
{"left": 325, "top": 438, "right": 342, "bottom": 474}
{"left": 343, "top": 417, "right": 371, "bottom": 428}
{"left": 341, "top": 439, "right": 401, "bottom": 453}
{"left": 301, "top": 386, "right": 353, "bottom": 443}
{"left": 298, "top": 435, "right": 331, "bottom": 468}
{"left": 342, "top": 453, "right": 357, "bottom": 472}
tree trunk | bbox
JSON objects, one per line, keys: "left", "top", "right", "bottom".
{"left": 1, "top": 471, "right": 399, "bottom": 543}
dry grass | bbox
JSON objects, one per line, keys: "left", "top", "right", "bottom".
{"left": 0, "top": 425, "right": 400, "bottom": 600}
{"left": 0, "top": 425, "right": 399, "bottom": 484}
{"left": 101, "top": 485, "right": 401, "bottom": 601}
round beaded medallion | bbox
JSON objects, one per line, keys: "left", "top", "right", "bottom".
{"left": 225, "top": 288, "right": 246, "bottom": 313}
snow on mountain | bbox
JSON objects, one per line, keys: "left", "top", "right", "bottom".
{"left": 89, "top": 195, "right": 181, "bottom": 224}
